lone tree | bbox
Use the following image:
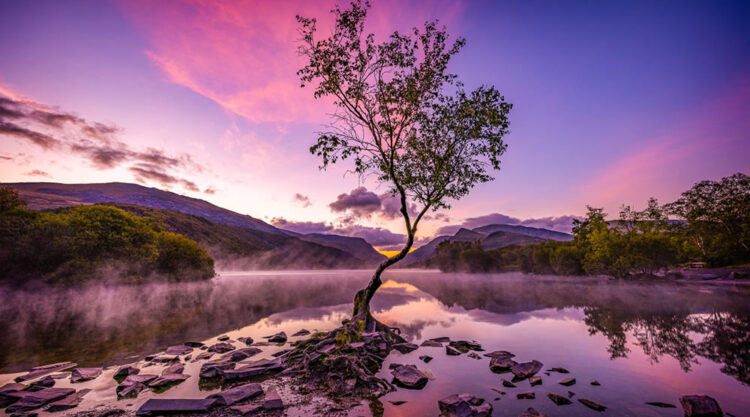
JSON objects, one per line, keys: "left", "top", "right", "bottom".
{"left": 297, "top": 1, "right": 512, "bottom": 328}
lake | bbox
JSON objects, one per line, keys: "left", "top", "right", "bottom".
{"left": 0, "top": 270, "right": 748, "bottom": 416}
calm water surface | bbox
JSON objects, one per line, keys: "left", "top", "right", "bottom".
{"left": 0, "top": 270, "right": 748, "bottom": 416}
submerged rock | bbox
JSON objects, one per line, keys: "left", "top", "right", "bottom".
{"left": 516, "top": 392, "right": 535, "bottom": 400}
{"left": 529, "top": 376, "right": 542, "bottom": 386}
{"left": 438, "top": 393, "right": 492, "bottom": 417}
{"left": 207, "top": 382, "right": 262, "bottom": 406}
{"left": 557, "top": 377, "right": 576, "bottom": 386}
{"left": 151, "top": 355, "right": 179, "bottom": 363}
{"left": 225, "top": 347, "right": 262, "bottom": 362}
{"left": 501, "top": 379, "right": 516, "bottom": 388}
{"left": 148, "top": 373, "right": 188, "bottom": 388}
{"left": 70, "top": 368, "right": 102, "bottom": 383}
{"left": 265, "top": 332, "right": 287, "bottom": 343}
{"left": 590, "top": 380, "right": 601, "bottom": 386}
{"left": 192, "top": 352, "right": 213, "bottom": 362}
{"left": 467, "top": 353, "right": 481, "bottom": 360}
{"left": 448, "top": 340, "right": 482, "bottom": 353}
{"left": 490, "top": 356, "right": 517, "bottom": 373}
{"left": 238, "top": 337, "right": 254, "bottom": 346}
{"left": 184, "top": 341, "right": 205, "bottom": 348}
{"left": 446, "top": 346, "right": 462, "bottom": 356}
{"left": 392, "top": 343, "right": 419, "bottom": 354}
{"left": 419, "top": 355, "right": 433, "bottom": 363}
{"left": 646, "top": 401, "right": 677, "bottom": 408}
{"left": 519, "top": 408, "right": 547, "bottom": 417}
{"left": 679, "top": 395, "right": 723, "bottom": 417}
{"left": 546, "top": 392, "right": 573, "bottom": 405}
{"left": 45, "top": 388, "right": 90, "bottom": 412}
{"left": 421, "top": 340, "right": 443, "bottom": 347}
{"left": 390, "top": 365, "right": 428, "bottom": 389}
{"left": 135, "top": 399, "right": 217, "bottom": 416}
{"left": 511, "top": 361, "right": 543, "bottom": 379}
{"left": 579, "top": 398, "right": 606, "bottom": 412}
{"left": 484, "top": 351, "right": 515, "bottom": 359}
{"left": 117, "top": 374, "right": 158, "bottom": 398}
{"left": 263, "top": 387, "right": 283, "bottom": 410}
{"left": 431, "top": 337, "right": 451, "bottom": 343}
{"left": 548, "top": 367, "right": 569, "bottom": 374}
{"left": 165, "top": 345, "right": 193, "bottom": 355}
{"left": 207, "top": 343, "right": 235, "bottom": 353}
{"left": 292, "top": 329, "right": 311, "bottom": 337}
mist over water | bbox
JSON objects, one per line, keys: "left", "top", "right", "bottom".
{"left": 0, "top": 270, "right": 748, "bottom": 416}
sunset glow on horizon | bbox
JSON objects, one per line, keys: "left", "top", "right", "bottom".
{"left": 1, "top": 0, "right": 748, "bottom": 250}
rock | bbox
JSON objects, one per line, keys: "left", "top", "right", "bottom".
{"left": 116, "top": 383, "right": 144, "bottom": 399}
{"left": 448, "top": 340, "right": 482, "bottom": 353}
{"left": 501, "top": 379, "right": 516, "bottom": 388}
{"left": 162, "top": 362, "right": 184, "bottom": 375}
{"left": 679, "top": 395, "right": 723, "bottom": 417}
{"left": 489, "top": 356, "right": 517, "bottom": 373}
{"left": 221, "top": 359, "right": 285, "bottom": 381}
{"left": 207, "top": 343, "right": 235, "bottom": 353}
{"left": 389, "top": 363, "right": 403, "bottom": 370}
{"left": 467, "top": 353, "right": 481, "bottom": 360}
{"left": 230, "top": 404, "right": 263, "bottom": 415}
{"left": 529, "top": 376, "right": 542, "bottom": 386}
{"left": 225, "top": 347, "right": 262, "bottom": 362}
{"left": 392, "top": 343, "right": 419, "bottom": 354}
{"left": 116, "top": 374, "right": 158, "bottom": 397}
{"left": 45, "top": 389, "right": 90, "bottom": 412}
{"left": 567, "top": 391, "right": 575, "bottom": 398}
{"left": 15, "top": 362, "right": 77, "bottom": 383}
{"left": 390, "top": 365, "right": 428, "bottom": 389}
{"left": 389, "top": 400, "right": 407, "bottom": 405}
{"left": 135, "top": 399, "right": 218, "bottom": 416}
{"left": 579, "top": 398, "right": 607, "bottom": 412}
{"left": 419, "top": 355, "right": 433, "bottom": 363}
{"left": 590, "top": 380, "right": 601, "bottom": 386}
{"left": 645, "top": 401, "right": 677, "bottom": 408}
{"left": 271, "top": 349, "right": 291, "bottom": 357}
{"left": 70, "top": 368, "right": 102, "bottom": 383}
{"left": 113, "top": 365, "right": 139, "bottom": 379}
{"left": 511, "top": 360, "right": 543, "bottom": 379}
{"left": 207, "top": 383, "right": 262, "bottom": 406}
{"left": 349, "top": 342, "right": 365, "bottom": 349}
{"left": 516, "top": 392, "right": 535, "bottom": 400}
{"left": 446, "top": 346, "right": 462, "bottom": 356}
{"left": 217, "top": 335, "right": 230, "bottom": 341}
{"left": 292, "top": 329, "right": 311, "bottom": 337}
{"left": 548, "top": 367, "right": 569, "bottom": 373}
{"left": 431, "top": 337, "right": 451, "bottom": 343}
{"left": 546, "top": 392, "right": 572, "bottom": 405}
{"left": 165, "top": 345, "right": 193, "bottom": 355}
{"left": 147, "top": 374, "right": 188, "bottom": 388}
{"left": 238, "top": 337, "right": 254, "bottom": 346}
{"left": 263, "top": 387, "right": 283, "bottom": 410}
{"left": 438, "top": 393, "right": 492, "bottom": 417}
{"left": 484, "top": 350, "right": 515, "bottom": 359}
{"left": 199, "top": 361, "right": 235, "bottom": 378}
{"left": 519, "top": 408, "right": 547, "bottom": 417}
{"left": 184, "top": 341, "right": 205, "bottom": 348}
{"left": 4, "top": 388, "right": 75, "bottom": 412}
{"left": 265, "top": 332, "right": 287, "bottom": 343}
{"left": 193, "top": 352, "right": 214, "bottom": 362}
{"left": 29, "top": 376, "right": 55, "bottom": 390}
{"left": 0, "top": 383, "right": 28, "bottom": 395}
{"left": 421, "top": 340, "right": 443, "bottom": 347}
{"left": 558, "top": 377, "right": 576, "bottom": 386}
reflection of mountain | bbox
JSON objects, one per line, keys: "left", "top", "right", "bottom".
{"left": 402, "top": 224, "right": 572, "bottom": 266}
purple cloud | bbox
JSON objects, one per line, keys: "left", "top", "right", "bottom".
{"left": 292, "top": 193, "right": 312, "bottom": 208}
{"left": 329, "top": 186, "right": 382, "bottom": 217}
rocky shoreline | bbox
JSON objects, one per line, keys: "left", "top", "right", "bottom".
{"left": 0, "top": 327, "right": 732, "bottom": 417}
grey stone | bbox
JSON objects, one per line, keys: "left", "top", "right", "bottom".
{"left": 516, "top": 392, "right": 535, "bottom": 400}
{"left": 147, "top": 374, "right": 188, "bottom": 388}
{"left": 392, "top": 343, "right": 419, "bottom": 354}
{"left": 162, "top": 362, "right": 184, "bottom": 375}
{"left": 184, "top": 341, "right": 205, "bottom": 348}
{"left": 230, "top": 404, "right": 263, "bottom": 415}
{"left": 484, "top": 350, "right": 515, "bottom": 359}
{"left": 579, "top": 398, "right": 606, "bottom": 412}
{"left": 390, "top": 365, "right": 428, "bottom": 389}
{"left": 135, "top": 399, "right": 217, "bottom": 416}
{"left": 558, "top": 377, "right": 576, "bottom": 386}
{"left": 207, "top": 343, "right": 235, "bottom": 353}
{"left": 70, "top": 368, "right": 102, "bottom": 383}
{"left": 448, "top": 340, "right": 482, "bottom": 353}
{"left": 113, "top": 365, "right": 139, "bottom": 379}
{"left": 546, "top": 392, "right": 573, "bottom": 405}
{"left": 511, "top": 360, "right": 543, "bottom": 379}
{"left": 199, "top": 361, "right": 235, "bottom": 378}
{"left": 519, "top": 407, "right": 547, "bottom": 417}
{"left": 679, "top": 395, "right": 723, "bottom": 417}
{"left": 165, "top": 345, "right": 193, "bottom": 355}
{"left": 529, "top": 376, "right": 542, "bottom": 386}
{"left": 4, "top": 388, "right": 75, "bottom": 412}
{"left": 15, "top": 362, "right": 77, "bottom": 383}
{"left": 263, "top": 387, "right": 283, "bottom": 410}
{"left": 207, "top": 383, "right": 262, "bottom": 406}
{"left": 501, "top": 379, "right": 516, "bottom": 388}
{"left": 419, "top": 355, "right": 433, "bottom": 363}
{"left": 438, "top": 393, "right": 492, "bottom": 417}
{"left": 217, "top": 335, "right": 230, "bottom": 341}
{"left": 221, "top": 359, "right": 284, "bottom": 381}
{"left": 45, "top": 389, "right": 90, "bottom": 412}
{"left": 446, "top": 346, "right": 462, "bottom": 356}
{"left": 224, "top": 347, "right": 262, "bottom": 362}
{"left": 265, "top": 332, "right": 287, "bottom": 343}
{"left": 547, "top": 367, "right": 569, "bottom": 374}
{"left": 29, "top": 376, "right": 55, "bottom": 390}
{"left": 292, "top": 329, "right": 310, "bottom": 337}
{"left": 421, "top": 340, "right": 443, "bottom": 347}
{"left": 116, "top": 382, "right": 145, "bottom": 399}
{"left": 430, "top": 337, "right": 451, "bottom": 342}
{"left": 489, "top": 356, "right": 517, "bottom": 373}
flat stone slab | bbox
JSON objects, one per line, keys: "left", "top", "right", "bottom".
{"left": 391, "top": 365, "right": 428, "bottom": 389}
{"left": 679, "top": 395, "right": 723, "bottom": 417}
{"left": 148, "top": 374, "right": 188, "bottom": 388}
{"left": 392, "top": 343, "right": 419, "bottom": 354}
{"left": 511, "top": 360, "right": 543, "bottom": 379}
{"left": 519, "top": 407, "right": 547, "bottom": 417}
{"left": 221, "top": 360, "right": 284, "bottom": 381}
{"left": 200, "top": 361, "right": 235, "bottom": 378}
{"left": 113, "top": 365, "right": 139, "bottom": 379}
{"left": 529, "top": 376, "right": 542, "bottom": 386}
{"left": 230, "top": 404, "right": 263, "bottom": 415}
{"left": 579, "top": 398, "right": 607, "bottom": 412}
{"left": 489, "top": 356, "right": 517, "bottom": 373}
{"left": 645, "top": 401, "right": 677, "bottom": 408}
{"left": 484, "top": 350, "right": 515, "bottom": 359}
{"left": 501, "top": 379, "right": 516, "bottom": 388}
{"left": 558, "top": 377, "right": 576, "bottom": 386}
{"left": 438, "top": 393, "right": 492, "bottom": 417}
{"left": 263, "top": 387, "right": 283, "bottom": 410}
{"left": 0, "top": 383, "right": 28, "bottom": 395}
{"left": 546, "top": 392, "right": 573, "bottom": 405}
{"left": 151, "top": 355, "right": 179, "bottom": 363}
{"left": 136, "top": 398, "right": 217, "bottom": 416}
{"left": 207, "top": 382, "right": 262, "bottom": 406}
{"left": 419, "top": 355, "right": 433, "bottom": 363}
{"left": 45, "top": 388, "right": 90, "bottom": 412}
{"left": 30, "top": 376, "right": 55, "bottom": 389}
{"left": 162, "top": 362, "right": 184, "bottom": 375}
{"left": 448, "top": 340, "right": 482, "bottom": 353}
{"left": 446, "top": 346, "right": 462, "bottom": 356}
{"left": 421, "top": 340, "right": 443, "bottom": 347}
{"left": 70, "top": 367, "right": 102, "bottom": 383}
{"left": 5, "top": 388, "right": 75, "bottom": 412}
{"left": 117, "top": 382, "right": 145, "bottom": 399}
{"left": 547, "top": 367, "right": 569, "bottom": 374}
{"left": 517, "top": 392, "right": 535, "bottom": 400}
{"left": 224, "top": 347, "right": 262, "bottom": 362}
{"left": 207, "top": 343, "right": 236, "bottom": 353}
{"left": 15, "top": 362, "right": 77, "bottom": 382}
{"left": 165, "top": 345, "right": 193, "bottom": 355}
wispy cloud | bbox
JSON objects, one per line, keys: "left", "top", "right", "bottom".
{"left": 292, "top": 193, "right": 312, "bottom": 208}
{"left": 25, "top": 169, "right": 50, "bottom": 177}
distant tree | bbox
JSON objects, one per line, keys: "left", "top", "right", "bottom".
{"left": 666, "top": 172, "right": 750, "bottom": 265}
{"left": 0, "top": 187, "right": 26, "bottom": 212}
{"left": 297, "top": 1, "right": 512, "bottom": 327}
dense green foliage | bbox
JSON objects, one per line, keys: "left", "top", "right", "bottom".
{"left": 0, "top": 189, "right": 214, "bottom": 284}
{"left": 433, "top": 173, "right": 749, "bottom": 278}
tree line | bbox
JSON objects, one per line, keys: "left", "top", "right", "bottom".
{"left": 434, "top": 173, "right": 750, "bottom": 278}
{"left": 0, "top": 187, "right": 214, "bottom": 285}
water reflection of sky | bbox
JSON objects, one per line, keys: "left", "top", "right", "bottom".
{"left": 0, "top": 271, "right": 748, "bottom": 416}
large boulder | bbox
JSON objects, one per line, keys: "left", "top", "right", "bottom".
{"left": 207, "top": 383, "right": 262, "bottom": 406}
{"left": 438, "top": 393, "right": 492, "bottom": 417}
{"left": 511, "top": 360, "right": 543, "bottom": 379}
{"left": 679, "top": 395, "right": 723, "bottom": 417}
{"left": 390, "top": 365, "right": 428, "bottom": 389}
{"left": 135, "top": 399, "right": 217, "bottom": 416}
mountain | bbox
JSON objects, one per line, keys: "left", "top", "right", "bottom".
{"left": 4, "top": 182, "right": 382, "bottom": 269}
{"left": 403, "top": 224, "right": 573, "bottom": 266}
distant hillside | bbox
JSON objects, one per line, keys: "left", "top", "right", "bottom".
{"left": 403, "top": 224, "right": 572, "bottom": 266}
{"left": 4, "top": 182, "right": 382, "bottom": 269}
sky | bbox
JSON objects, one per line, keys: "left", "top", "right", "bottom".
{"left": 1, "top": 0, "right": 748, "bottom": 250}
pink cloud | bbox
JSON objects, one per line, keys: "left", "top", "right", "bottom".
{"left": 117, "top": 0, "right": 464, "bottom": 125}
{"left": 579, "top": 79, "right": 750, "bottom": 208}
